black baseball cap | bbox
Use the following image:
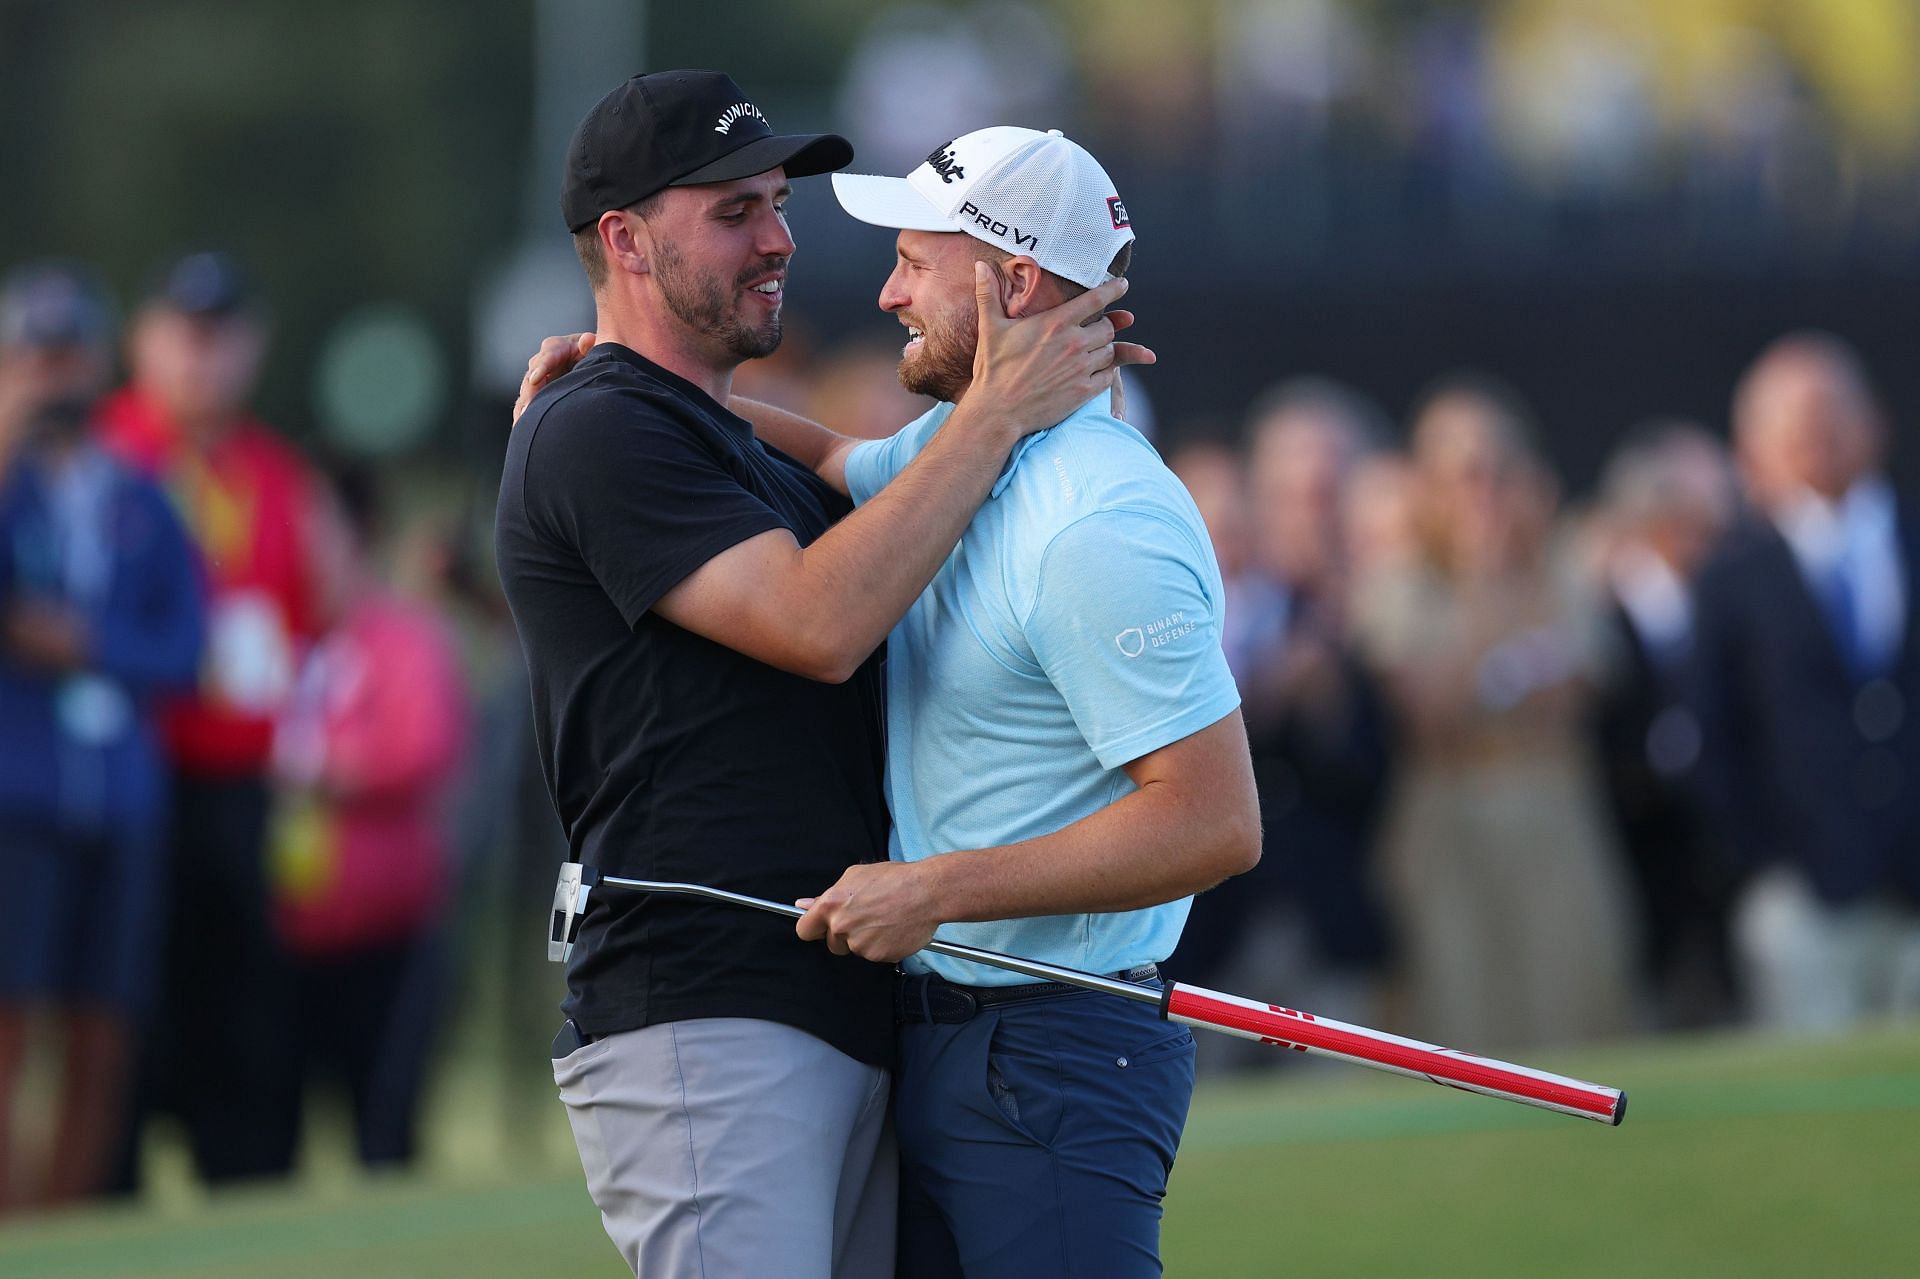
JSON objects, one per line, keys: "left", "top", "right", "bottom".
{"left": 145, "top": 250, "right": 254, "bottom": 319}
{"left": 561, "top": 70, "right": 853, "bottom": 232}
{"left": 0, "top": 261, "right": 113, "bottom": 350}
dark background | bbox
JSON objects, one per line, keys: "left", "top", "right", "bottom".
{"left": 6, "top": 0, "right": 1916, "bottom": 492}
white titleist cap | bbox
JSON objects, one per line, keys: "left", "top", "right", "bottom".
{"left": 832, "top": 126, "right": 1134, "bottom": 290}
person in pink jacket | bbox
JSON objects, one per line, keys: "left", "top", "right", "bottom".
{"left": 269, "top": 460, "right": 467, "bottom": 1167}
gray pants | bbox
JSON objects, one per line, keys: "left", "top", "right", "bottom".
{"left": 553, "top": 1017, "right": 894, "bottom": 1278}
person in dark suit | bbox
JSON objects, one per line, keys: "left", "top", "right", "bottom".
{"left": 1592, "top": 423, "right": 1741, "bottom": 1028}
{"left": 1168, "top": 381, "right": 1394, "bottom": 1054}
{"left": 1694, "top": 333, "right": 1920, "bottom": 1032}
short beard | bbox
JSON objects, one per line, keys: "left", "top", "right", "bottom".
{"left": 898, "top": 308, "right": 976, "bottom": 403}
{"left": 652, "top": 240, "right": 785, "bottom": 362}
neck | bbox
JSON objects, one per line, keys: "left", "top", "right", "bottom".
{"left": 595, "top": 290, "right": 736, "bottom": 406}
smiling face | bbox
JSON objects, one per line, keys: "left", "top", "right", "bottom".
{"left": 638, "top": 168, "right": 796, "bottom": 363}
{"left": 877, "top": 229, "right": 985, "bottom": 403}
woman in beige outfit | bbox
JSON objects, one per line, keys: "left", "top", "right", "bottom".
{"left": 1355, "top": 379, "right": 1636, "bottom": 1052}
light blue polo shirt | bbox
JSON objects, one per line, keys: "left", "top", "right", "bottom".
{"left": 845, "top": 393, "right": 1241, "bottom": 985}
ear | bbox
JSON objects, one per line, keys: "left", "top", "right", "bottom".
{"left": 999, "top": 256, "right": 1050, "bottom": 319}
{"left": 602, "top": 209, "right": 651, "bottom": 278}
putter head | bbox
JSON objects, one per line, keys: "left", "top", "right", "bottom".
{"left": 549, "top": 862, "right": 601, "bottom": 963}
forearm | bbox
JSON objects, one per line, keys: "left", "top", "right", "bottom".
{"left": 922, "top": 779, "right": 1258, "bottom": 923}
{"left": 796, "top": 714, "right": 1259, "bottom": 960}
{"left": 781, "top": 402, "right": 1018, "bottom": 674}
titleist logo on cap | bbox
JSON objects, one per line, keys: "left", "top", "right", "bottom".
{"left": 926, "top": 144, "right": 966, "bottom": 184}
{"left": 714, "top": 102, "right": 767, "bottom": 134}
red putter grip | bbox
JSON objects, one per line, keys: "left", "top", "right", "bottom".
{"left": 1163, "top": 985, "right": 1322, "bottom": 1050}
{"left": 1164, "top": 983, "right": 1626, "bottom": 1125}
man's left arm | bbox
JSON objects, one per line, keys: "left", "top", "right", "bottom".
{"left": 796, "top": 507, "right": 1260, "bottom": 961}
{"left": 797, "top": 709, "right": 1258, "bottom": 960}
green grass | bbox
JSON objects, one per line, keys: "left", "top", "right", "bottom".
{"left": 1, "top": 1026, "right": 1915, "bottom": 1277}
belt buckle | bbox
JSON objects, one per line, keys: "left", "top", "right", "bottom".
{"left": 947, "top": 984, "right": 980, "bottom": 1021}
{"left": 897, "top": 973, "right": 979, "bottom": 1024}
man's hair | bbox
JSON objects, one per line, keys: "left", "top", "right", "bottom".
{"left": 1408, "top": 370, "right": 1543, "bottom": 459}
{"left": 971, "top": 238, "right": 1132, "bottom": 302}
{"left": 1245, "top": 376, "right": 1393, "bottom": 455}
{"left": 1731, "top": 329, "right": 1878, "bottom": 439}
{"left": 573, "top": 192, "right": 665, "bottom": 290}
{"left": 1601, "top": 420, "right": 1726, "bottom": 528}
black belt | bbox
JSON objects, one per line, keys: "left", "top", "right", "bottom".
{"left": 895, "top": 965, "right": 1161, "bottom": 1024}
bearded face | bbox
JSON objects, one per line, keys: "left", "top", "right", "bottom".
{"left": 894, "top": 283, "right": 977, "bottom": 403}
{"left": 651, "top": 238, "right": 787, "bottom": 362}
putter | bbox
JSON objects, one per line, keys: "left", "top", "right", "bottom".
{"left": 549, "top": 862, "right": 1626, "bottom": 1125}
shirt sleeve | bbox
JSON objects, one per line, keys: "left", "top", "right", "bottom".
{"left": 843, "top": 402, "right": 955, "bottom": 506}
{"left": 522, "top": 383, "right": 789, "bottom": 627}
{"left": 1024, "top": 508, "right": 1243, "bottom": 770}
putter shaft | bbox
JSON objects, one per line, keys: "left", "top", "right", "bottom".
{"left": 559, "top": 867, "right": 1625, "bottom": 1124}
{"left": 600, "top": 874, "right": 1161, "bottom": 1003}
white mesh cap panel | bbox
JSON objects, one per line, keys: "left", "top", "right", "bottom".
{"left": 838, "top": 126, "right": 1134, "bottom": 289}
{"left": 961, "top": 130, "right": 1133, "bottom": 288}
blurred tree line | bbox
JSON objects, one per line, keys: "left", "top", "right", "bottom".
{"left": 0, "top": 0, "right": 871, "bottom": 447}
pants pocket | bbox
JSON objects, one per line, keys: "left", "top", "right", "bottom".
{"left": 981, "top": 1014, "right": 1065, "bottom": 1149}
{"left": 1115, "top": 1026, "right": 1195, "bottom": 1071}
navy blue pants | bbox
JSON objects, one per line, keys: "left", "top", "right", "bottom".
{"left": 895, "top": 988, "right": 1196, "bottom": 1278}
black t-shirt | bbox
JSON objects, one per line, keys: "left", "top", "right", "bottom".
{"left": 494, "top": 342, "right": 893, "bottom": 1066}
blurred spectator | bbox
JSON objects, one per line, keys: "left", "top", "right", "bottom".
{"left": 1340, "top": 449, "right": 1420, "bottom": 588}
{"left": 268, "top": 461, "right": 467, "bottom": 1167}
{"left": 1696, "top": 334, "right": 1920, "bottom": 1033}
{"left": 1168, "top": 382, "right": 1394, "bottom": 1051}
{"left": 1355, "top": 376, "right": 1634, "bottom": 1051}
{"left": 1242, "top": 385, "right": 1394, "bottom": 1017}
{"left": 1165, "top": 434, "right": 1283, "bottom": 684}
{"left": 0, "top": 262, "right": 202, "bottom": 1210}
{"left": 1592, "top": 422, "right": 1741, "bottom": 1028}
{"left": 406, "top": 510, "right": 568, "bottom": 1143}
{"left": 97, "top": 251, "right": 318, "bottom": 1187}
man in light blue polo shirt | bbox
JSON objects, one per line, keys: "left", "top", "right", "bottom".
{"left": 786, "top": 126, "right": 1261, "bottom": 1278}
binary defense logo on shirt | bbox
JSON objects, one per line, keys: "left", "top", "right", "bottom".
{"left": 1116, "top": 611, "right": 1198, "bottom": 657}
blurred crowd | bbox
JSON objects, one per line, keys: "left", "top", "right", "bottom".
{"left": 842, "top": 0, "right": 1920, "bottom": 268}
{"left": 1163, "top": 336, "right": 1920, "bottom": 1068}
{"left": 3, "top": 230, "right": 1917, "bottom": 1218}
{"left": 0, "top": 254, "right": 521, "bottom": 1215}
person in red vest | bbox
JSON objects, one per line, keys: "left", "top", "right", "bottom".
{"left": 269, "top": 459, "right": 468, "bottom": 1168}
{"left": 97, "top": 251, "right": 317, "bottom": 1187}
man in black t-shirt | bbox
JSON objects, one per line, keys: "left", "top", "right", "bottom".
{"left": 494, "top": 71, "right": 1139, "bottom": 1278}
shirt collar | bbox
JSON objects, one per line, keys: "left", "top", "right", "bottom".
{"left": 984, "top": 389, "right": 1114, "bottom": 499}
{"left": 1610, "top": 542, "right": 1691, "bottom": 656}
{"left": 1773, "top": 474, "right": 1895, "bottom": 568}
